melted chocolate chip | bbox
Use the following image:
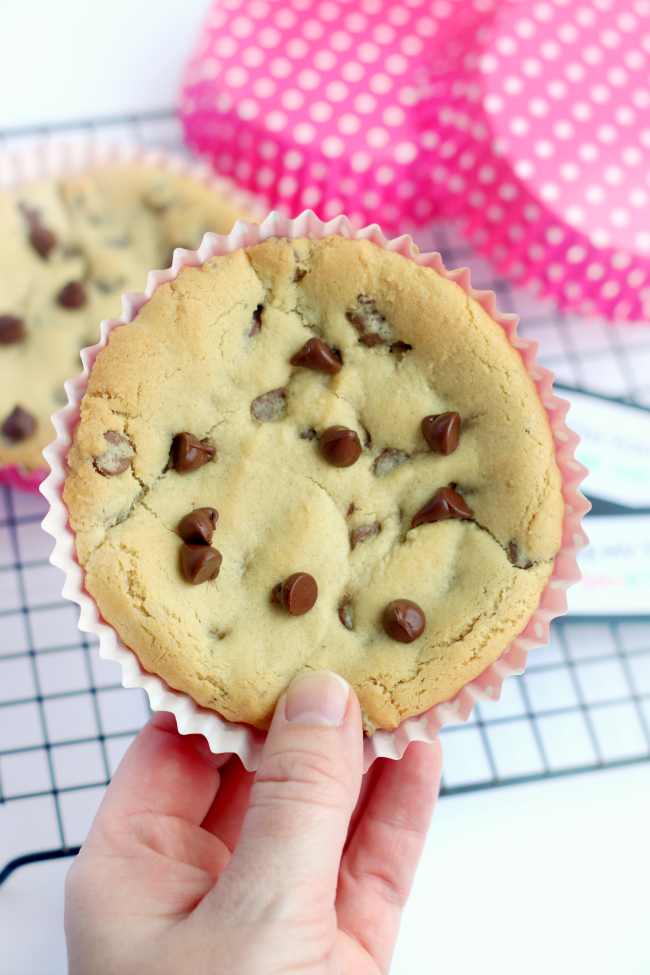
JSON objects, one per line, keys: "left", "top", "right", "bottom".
{"left": 346, "top": 312, "right": 365, "bottom": 330}
{"left": 319, "top": 426, "right": 362, "bottom": 468}
{"left": 249, "top": 305, "right": 263, "bottom": 338}
{"left": 372, "top": 448, "right": 408, "bottom": 478}
{"left": 381, "top": 600, "right": 426, "bottom": 643}
{"left": 21, "top": 207, "right": 57, "bottom": 259}
{"left": 350, "top": 523, "right": 380, "bottom": 549}
{"left": 93, "top": 431, "right": 133, "bottom": 476}
{"left": 178, "top": 507, "right": 219, "bottom": 545}
{"left": 274, "top": 572, "right": 318, "bottom": 616}
{"left": 360, "top": 333, "right": 387, "bottom": 347}
{"left": 422, "top": 412, "right": 460, "bottom": 455}
{"left": 57, "top": 282, "right": 87, "bottom": 309}
{"left": 508, "top": 542, "right": 533, "bottom": 570}
{"left": 346, "top": 296, "right": 391, "bottom": 345}
{"left": 30, "top": 224, "right": 57, "bottom": 259}
{"left": 347, "top": 502, "right": 355, "bottom": 516}
{"left": 411, "top": 487, "right": 473, "bottom": 528}
{"left": 0, "top": 316, "right": 25, "bottom": 344}
{"left": 181, "top": 543, "right": 222, "bottom": 584}
{"left": 390, "top": 341, "right": 412, "bottom": 358}
{"left": 171, "top": 433, "right": 216, "bottom": 473}
{"left": 251, "top": 388, "right": 285, "bottom": 422}
{"left": 1, "top": 405, "right": 36, "bottom": 442}
{"left": 339, "top": 602, "right": 354, "bottom": 630}
{"left": 300, "top": 429, "right": 318, "bottom": 440}
{"left": 294, "top": 267, "right": 306, "bottom": 283}
{"left": 290, "top": 337, "right": 342, "bottom": 374}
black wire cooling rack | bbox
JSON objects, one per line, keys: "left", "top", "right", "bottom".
{"left": 1, "top": 111, "right": 649, "bottom": 885}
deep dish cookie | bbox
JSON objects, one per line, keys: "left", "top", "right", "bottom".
{"left": 0, "top": 165, "right": 256, "bottom": 471}
{"left": 64, "top": 237, "right": 564, "bottom": 734}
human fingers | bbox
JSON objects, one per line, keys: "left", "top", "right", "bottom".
{"left": 201, "top": 756, "right": 255, "bottom": 851}
{"left": 336, "top": 740, "right": 442, "bottom": 974}
{"left": 345, "top": 758, "right": 384, "bottom": 851}
{"left": 205, "top": 671, "right": 363, "bottom": 922}
{"left": 93, "top": 712, "right": 231, "bottom": 826}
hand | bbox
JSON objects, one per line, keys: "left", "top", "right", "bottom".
{"left": 65, "top": 671, "right": 442, "bottom": 974}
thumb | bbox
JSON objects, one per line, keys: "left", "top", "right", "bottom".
{"left": 214, "top": 671, "right": 363, "bottom": 920}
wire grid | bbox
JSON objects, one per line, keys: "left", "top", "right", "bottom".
{"left": 1, "top": 111, "right": 650, "bottom": 883}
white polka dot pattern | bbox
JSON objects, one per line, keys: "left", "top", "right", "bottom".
{"left": 428, "top": 0, "right": 650, "bottom": 322}
{"left": 180, "top": 0, "right": 497, "bottom": 231}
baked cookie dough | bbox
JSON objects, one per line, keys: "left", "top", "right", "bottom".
{"left": 64, "top": 237, "right": 565, "bottom": 734}
{"left": 0, "top": 165, "right": 256, "bottom": 471}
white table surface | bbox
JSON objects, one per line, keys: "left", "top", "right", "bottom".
{"left": 0, "top": 2, "right": 649, "bottom": 973}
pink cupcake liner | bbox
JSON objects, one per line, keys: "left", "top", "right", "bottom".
{"left": 40, "top": 209, "right": 589, "bottom": 772}
{"left": 0, "top": 140, "right": 265, "bottom": 492}
{"left": 180, "top": 0, "right": 650, "bottom": 323}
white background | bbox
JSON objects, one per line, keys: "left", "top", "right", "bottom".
{"left": 0, "top": 0, "right": 208, "bottom": 128}
{"left": 0, "top": 2, "right": 649, "bottom": 974}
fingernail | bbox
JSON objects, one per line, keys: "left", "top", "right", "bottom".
{"left": 285, "top": 671, "right": 349, "bottom": 726}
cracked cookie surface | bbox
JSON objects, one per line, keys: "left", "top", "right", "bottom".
{"left": 0, "top": 165, "right": 256, "bottom": 471}
{"left": 64, "top": 237, "right": 564, "bottom": 734}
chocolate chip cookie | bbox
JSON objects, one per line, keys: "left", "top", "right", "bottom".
{"left": 0, "top": 165, "right": 256, "bottom": 471}
{"left": 64, "top": 236, "right": 564, "bottom": 734}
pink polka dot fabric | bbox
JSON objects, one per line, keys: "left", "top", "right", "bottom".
{"left": 421, "top": 0, "right": 650, "bottom": 321}
{"left": 180, "top": 0, "right": 498, "bottom": 230}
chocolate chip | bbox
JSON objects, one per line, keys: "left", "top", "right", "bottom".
{"left": 372, "top": 448, "right": 408, "bottom": 477}
{"left": 249, "top": 305, "right": 263, "bottom": 338}
{"left": 1, "top": 405, "right": 36, "bottom": 442}
{"left": 346, "top": 312, "right": 366, "bottom": 330}
{"left": 294, "top": 267, "right": 306, "bottom": 283}
{"left": 274, "top": 572, "right": 318, "bottom": 615}
{"left": 181, "top": 543, "right": 222, "bottom": 584}
{"left": 350, "top": 523, "right": 380, "bottom": 549}
{"left": 347, "top": 502, "right": 355, "bottom": 516}
{"left": 290, "top": 337, "right": 342, "bottom": 374}
{"left": 339, "top": 601, "right": 354, "bottom": 630}
{"left": 178, "top": 507, "right": 219, "bottom": 545}
{"left": 0, "top": 316, "right": 25, "bottom": 343}
{"left": 57, "top": 282, "right": 87, "bottom": 309}
{"left": 411, "top": 487, "right": 474, "bottom": 528}
{"left": 346, "top": 296, "right": 391, "bottom": 345}
{"left": 93, "top": 431, "right": 133, "bottom": 476}
{"left": 319, "top": 426, "right": 362, "bottom": 468}
{"left": 508, "top": 541, "right": 533, "bottom": 570}
{"left": 30, "top": 224, "right": 57, "bottom": 259}
{"left": 360, "top": 333, "right": 387, "bottom": 347}
{"left": 21, "top": 206, "right": 57, "bottom": 259}
{"left": 171, "top": 433, "right": 216, "bottom": 472}
{"left": 422, "top": 412, "right": 460, "bottom": 455}
{"left": 300, "top": 429, "right": 318, "bottom": 440}
{"left": 251, "top": 388, "right": 285, "bottom": 422}
{"left": 381, "top": 600, "right": 426, "bottom": 643}
{"left": 390, "top": 341, "right": 412, "bottom": 358}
